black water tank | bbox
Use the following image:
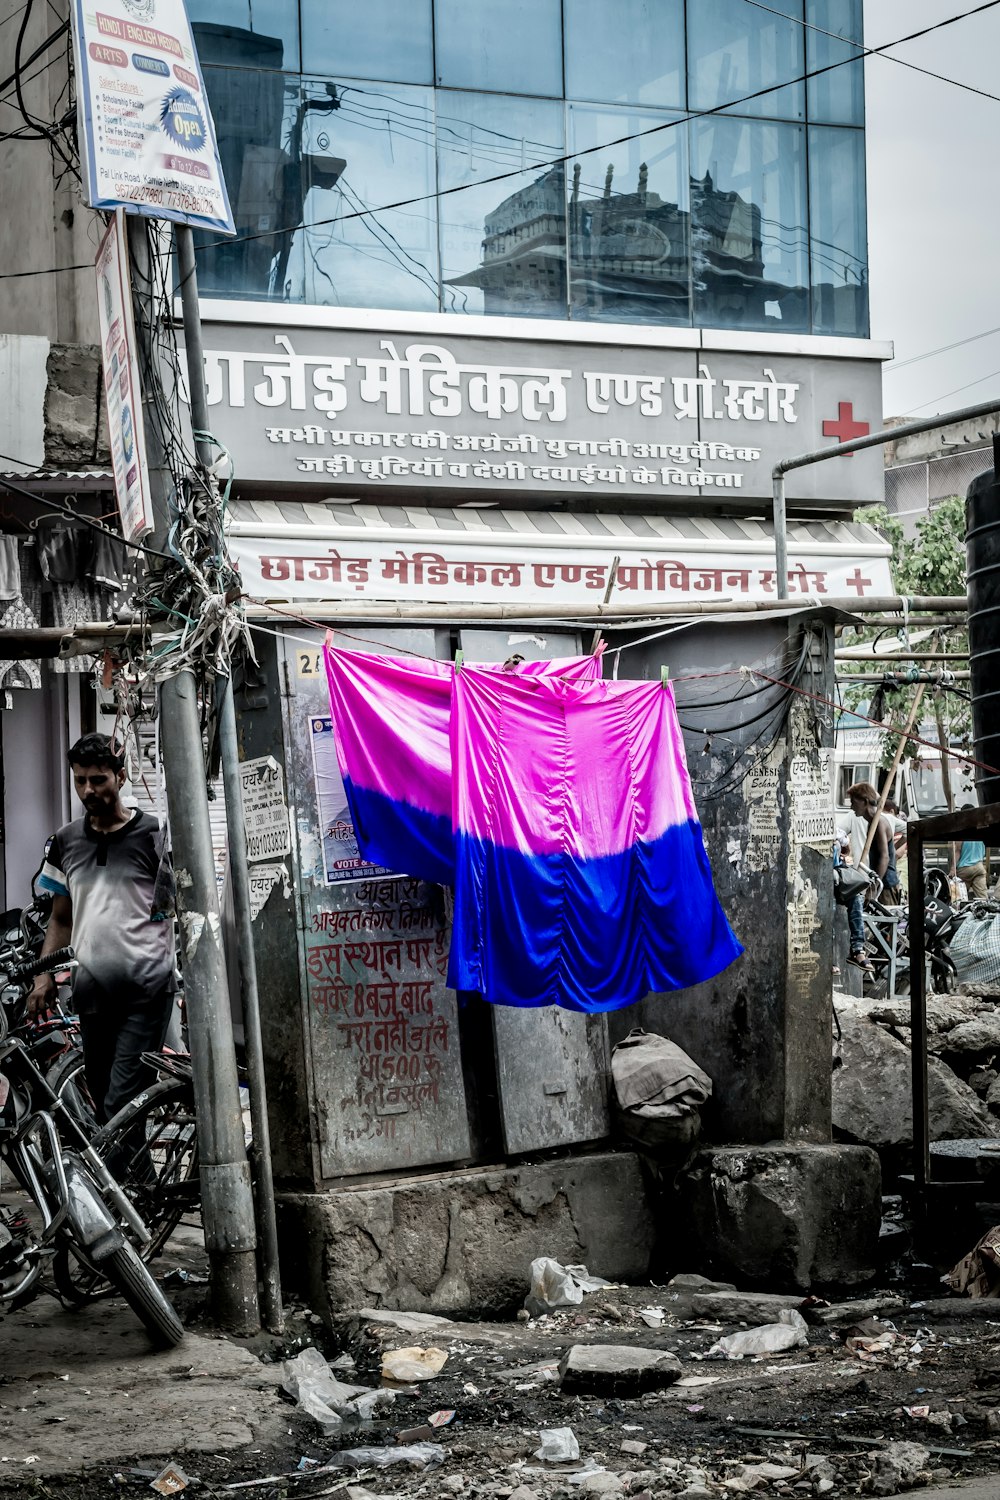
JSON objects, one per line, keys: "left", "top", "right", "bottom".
{"left": 966, "top": 446, "right": 1000, "bottom": 803}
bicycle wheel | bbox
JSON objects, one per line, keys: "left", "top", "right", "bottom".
{"left": 47, "top": 1046, "right": 98, "bottom": 1139}
{"left": 97, "top": 1077, "right": 200, "bottom": 1260}
{"left": 101, "top": 1236, "right": 184, "bottom": 1347}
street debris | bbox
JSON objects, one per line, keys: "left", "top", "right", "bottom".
{"left": 150, "top": 1463, "right": 191, "bottom": 1495}
{"left": 946, "top": 1224, "right": 1000, "bottom": 1297}
{"left": 380, "top": 1346, "right": 448, "bottom": 1381}
{"left": 534, "top": 1426, "right": 580, "bottom": 1462}
{"left": 326, "top": 1443, "right": 445, "bottom": 1470}
{"left": 868, "top": 1440, "right": 932, "bottom": 1495}
{"left": 281, "top": 1346, "right": 395, "bottom": 1433}
{"left": 524, "top": 1256, "right": 614, "bottom": 1316}
{"left": 708, "top": 1309, "right": 809, "bottom": 1358}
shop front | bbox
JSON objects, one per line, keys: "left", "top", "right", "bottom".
{"left": 198, "top": 305, "right": 891, "bottom": 1310}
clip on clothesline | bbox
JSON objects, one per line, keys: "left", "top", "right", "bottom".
{"left": 661, "top": 664, "right": 670, "bottom": 686}
{"left": 454, "top": 650, "right": 464, "bottom": 672}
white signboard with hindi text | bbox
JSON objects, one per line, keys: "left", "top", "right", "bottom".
{"left": 95, "top": 211, "right": 154, "bottom": 541}
{"left": 190, "top": 312, "right": 886, "bottom": 507}
{"left": 239, "top": 755, "right": 291, "bottom": 862}
{"left": 72, "top": 0, "right": 234, "bottom": 233}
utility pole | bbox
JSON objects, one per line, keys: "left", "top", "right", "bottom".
{"left": 127, "top": 216, "right": 260, "bottom": 1333}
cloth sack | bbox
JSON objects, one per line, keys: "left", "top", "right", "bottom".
{"left": 949, "top": 906, "right": 1000, "bottom": 987}
{"left": 611, "top": 1026, "right": 713, "bottom": 1119}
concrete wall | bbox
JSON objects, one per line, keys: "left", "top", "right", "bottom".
{"left": 606, "top": 616, "right": 835, "bottom": 1145}
{"left": 0, "top": 0, "right": 102, "bottom": 344}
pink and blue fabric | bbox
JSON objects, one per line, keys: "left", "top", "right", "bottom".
{"left": 447, "top": 668, "right": 742, "bottom": 1011}
{"left": 324, "top": 647, "right": 602, "bottom": 886}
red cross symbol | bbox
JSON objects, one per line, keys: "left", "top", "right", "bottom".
{"left": 845, "top": 567, "right": 872, "bottom": 596}
{"left": 822, "top": 402, "right": 869, "bottom": 453}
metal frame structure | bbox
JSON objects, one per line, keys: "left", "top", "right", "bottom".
{"left": 908, "top": 802, "right": 1000, "bottom": 1196}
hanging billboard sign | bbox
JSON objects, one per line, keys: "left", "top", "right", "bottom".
{"left": 95, "top": 210, "right": 154, "bottom": 540}
{"left": 190, "top": 312, "right": 886, "bottom": 505}
{"left": 71, "top": 0, "right": 234, "bottom": 234}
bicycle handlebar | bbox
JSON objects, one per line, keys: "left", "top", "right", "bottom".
{"left": 6, "top": 946, "right": 77, "bottom": 983}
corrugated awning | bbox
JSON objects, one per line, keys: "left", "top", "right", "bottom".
{"left": 226, "top": 499, "right": 893, "bottom": 618}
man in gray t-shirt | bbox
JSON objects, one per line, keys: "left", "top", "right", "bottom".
{"left": 28, "top": 734, "right": 176, "bottom": 1123}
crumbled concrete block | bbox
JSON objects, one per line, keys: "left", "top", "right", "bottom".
{"left": 558, "top": 1344, "right": 682, "bottom": 1396}
{"left": 691, "top": 1291, "right": 804, "bottom": 1325}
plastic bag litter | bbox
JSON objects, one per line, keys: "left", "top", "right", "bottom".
{"left": 534, "top": 1427, "right": 580, "bottom": 1462}
{"left": 708, "top": 1308, "right": 809, "bottom": 1359}
{"left": 381, "top": 1346, "right": 448, "bottom": 1382}
{"left": 281, "top": 1346, "right": 395, "bottom": 1433}
{"left": 525, "top": 1258, "right": 612, "bottom": 1316}
{"left": 326, "top": 1443, "right": 445, "bottom": 1470}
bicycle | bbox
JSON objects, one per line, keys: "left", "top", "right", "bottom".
{"left": 0, "top": 948, "right": 184, "bottom": 1347}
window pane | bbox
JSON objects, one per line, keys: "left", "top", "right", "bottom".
{"left": 190, "top": 9, "right": 298, "bottom": 73}
{"left": 568, "top": 105, "right": 689, "bottom": 325}
{"left": 691, "top": 116, "right": 808, "bottom": 332}
{"left": 438, "top": 93, "right": 566, "bottom": 318}
{"left": 435, "top": 0, "right": 562, "bottom": 98}
{"left": 194, "top": 67, "right": 296, "bottom": 301}
{"left": 564, "top": 0, "right": 684, "bottom": 108}
{"left": 688, "top": 0, "right": 805, "bottom": 121}
{"left": 280, "top": 81, "right": 440, "bottom": 311}
{"left": 302, "top": 0, "right": 432, "bottom": 85}
{"left": 809, "top": 126, "right": 868, "bottom": 336}
{"left": 806, "top": 0, "right": 864, "bottom": 125}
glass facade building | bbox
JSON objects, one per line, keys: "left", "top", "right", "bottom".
{"left": 192, "top": 0, "right": 867, "bottom": 337}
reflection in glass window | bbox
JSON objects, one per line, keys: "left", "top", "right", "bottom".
{"left": 190, "top": 6, "right": 298, "bottom": 71}
{"left": 435, "top": 0, "right": 562, "bottom": 98}
{"left": 564, "top": 0, "right": 684, "bottom": 108}
{"left": 279, "top": 81, "right": 439, "bottom": 311}
{"left": 690, "top": 117, "right": 808, "bottom": 332}
{"left": 301, "top": 0, "right": 432, "bottom": 85}
{"left": 195, "top": 66, "right": 296, "bottom": 300}
{"left": 568, "top": 106, "right": 689, "bottom": 324}
{"left": 809, "top": 126, "right": 868, "bottom": 336}
{"left": 688, "top": 0, "right": 804, "bottom": 121}
{"left": 438, "top": 93, "right": 566, "bottom": 318}
{"left": 806, "top": 0, "right": 864, "bottom": 125}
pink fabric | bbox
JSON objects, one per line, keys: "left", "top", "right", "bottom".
{"left": 451, "top": 669, "right": 697, "bottom": 857}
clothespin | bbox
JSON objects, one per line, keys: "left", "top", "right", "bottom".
{"left": 660, "top": 664, "right": 670, "bottom": 686}
{"left": 454, "top": 650, "right": 464, "bottom": 672}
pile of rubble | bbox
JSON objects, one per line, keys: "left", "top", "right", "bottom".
{"left": 833, "top": 991, "right": 1000, "bottom": 1147}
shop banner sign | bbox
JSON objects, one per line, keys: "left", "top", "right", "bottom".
{"left": 192, "top": 317, "right": 885, "bottom": 505}
{"left": 230, "top": 532, "right": 895, "bottom": 608}
{"left": 95, "top": 210, "right": 154, "bottom": 540}
{"left": 72, "top": 0, "right": 234, "bottom": 234}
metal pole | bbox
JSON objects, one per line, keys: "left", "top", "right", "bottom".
{"left": 216, "top": 670, "right": 284, "bottom": 1334}
{"left": 129, "top": 216, "right": 260, "bottom": 1332}
{"left": 771, "top": 394, "right": 1000, "bottom": 622}
{"left": 772, "top": 471, "right": 789, "bottom": 601}
{"left": 908, "top": 825, "right": 930, "bottom": 1195}
{"left": 158, "top": 672, "right": 260, "bottom": 1330}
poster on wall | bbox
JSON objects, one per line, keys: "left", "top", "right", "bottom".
{"left": 71, "top": 0, "right": 235, "bottom": 233}
{"left": 309, "top": 716, "right": 393, "bottom": 884}
{"left": 95, "top": 210, "right": 154, "bottom": 540}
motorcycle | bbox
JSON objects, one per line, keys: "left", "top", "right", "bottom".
{"left": 0, "top": 946, "right": 184, "bottom": 1347}
{"left": 865, "top": 889, "right": 967, "bottom": 999}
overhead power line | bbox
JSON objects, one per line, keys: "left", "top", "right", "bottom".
{"left": 2, "top": 0, "right": 999, "bottom": 279}
{"left": 885, "top": 324, "right": 1000, "bottom": 372}
{"left": 742, "top": 0, "right": 1000, "bottom": 105}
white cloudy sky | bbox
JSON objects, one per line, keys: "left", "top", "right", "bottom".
{"left": 864, "top": 0, "right": 1000, "bottom": 418}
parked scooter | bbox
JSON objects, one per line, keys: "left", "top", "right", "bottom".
{"left": 865, "top": 888, "right": 968, "bottom": 998}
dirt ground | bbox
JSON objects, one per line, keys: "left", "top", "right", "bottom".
{"left": 3, "top": 1221, "right": 1000, "bottom": 1500}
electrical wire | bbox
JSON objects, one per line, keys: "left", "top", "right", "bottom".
{"left": 741, "top": 0, "right": 1000, "bottom": 105}
{"left": 0, "top": 452, "right": 173, "bottom": 563}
